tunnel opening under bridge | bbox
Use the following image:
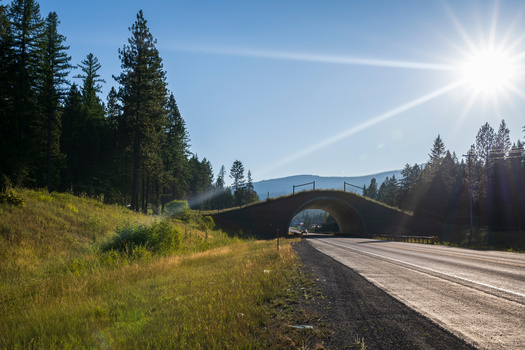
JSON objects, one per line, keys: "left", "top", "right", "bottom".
{"left": 287, "top": 196, "right": 367, "bottom": 235}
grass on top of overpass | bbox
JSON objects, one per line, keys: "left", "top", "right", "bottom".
{"left": 204, "top": 189, "right": 413, "bottom": 216}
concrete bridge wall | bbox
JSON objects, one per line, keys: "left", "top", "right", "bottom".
{"left": 211, "top": 190, "right": 440, "bottom": 239}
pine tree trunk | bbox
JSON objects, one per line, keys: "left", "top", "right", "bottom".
{"left": 131, "top": 131, "right": 140, "bottom": 211}
{"left": 47, "top": 110, "right": 52, "bottom": 191}
{"left": 144, "top": 175, "right": 150, "bottom": 214}
{"left": 161, "top": 185, "right": 166, "bottom": 214}
{"left": 154, "top": 180, "right": 159, "bottom": 215}
{"left": 141, "top": 176, "right": 145, "bottom": 213}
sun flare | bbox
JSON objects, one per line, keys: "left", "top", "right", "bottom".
{"left": 460, "top": 49, "right": 517, "bottom": 92}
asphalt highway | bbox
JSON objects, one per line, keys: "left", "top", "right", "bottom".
{"left": 306, "top": 235, "right": 525, "bottom": 349}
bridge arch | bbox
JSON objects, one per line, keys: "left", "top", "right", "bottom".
{"left": 288, "top": 196, "right": 368, "bottom": 234}
{"left": 211, "top": 190, "right": 439, "bottom": 239}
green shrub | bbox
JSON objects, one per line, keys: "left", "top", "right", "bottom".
{"left": 130, "top": 245, "right": 152, "bottom": 262}
{"left": 164, "top": 200, "right": 190, "bottom": 220}
{"left": 106, "top": 220, "right": 182, "bottom": 256}
{"left": 199, "top": 216, "right": 215, "bottom": 231}
{"left": 109, "top": 223, "right": 149, "bottom": 251}
{"left": 150, "top": 220, "right": 183, "bottom": 254}
{"left": 0, "top": 190, "right": 25, "bottom": 207}
{"left": 100, "top": 250, "right": 123, "bottom": 267}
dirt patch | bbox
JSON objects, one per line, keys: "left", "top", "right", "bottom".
{"left": 289, "top": 240, "right": 476, "bottom": 349}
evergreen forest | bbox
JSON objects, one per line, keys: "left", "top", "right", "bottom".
{"left": 0, "top": 0, "right": 259, "bottom": 212}
{"left": 363, "top": 121, "right": 525, "bottom": 234}
{"left": 2, "top": 1, "right": 525, "bottom": 237}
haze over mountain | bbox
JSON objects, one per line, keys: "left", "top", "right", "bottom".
{"left": 253, "top": 169, "right": 404, "bottom": 199}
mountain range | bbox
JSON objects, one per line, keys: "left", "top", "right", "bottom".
{"left": 253, "top": 169, "right": 404, "bottom": 199}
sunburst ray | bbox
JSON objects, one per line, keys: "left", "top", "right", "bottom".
{"left": 175, "top": 46, "right": 455, "bottom": 71}
{"left": 257, "top": 80, "right": 466, "bottom": 177}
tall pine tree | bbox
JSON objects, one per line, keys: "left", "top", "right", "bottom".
{"left": 244, "top": 170, "right": 259, "bottom": 204}
{"left": 60, "top": 83, "right": 83, "bottom": 189}
{"left": 114, "top": 10, "right": 168, "bottom": 211}
{"left": 38, "top": 11, "right": 70, "bottom": 190}
{"left": 230, "top": 160, "right": 245, "bottom": 206}
{"left": 6, "top": 0, "right": 44, "bottom": 185}
{"left": 65, "top": 53, "right": 107, "bottom": 190}
{"left": 365, "top": 178, "right": 378, "bottom": 200}
{"left": 74, "top": 53, "right": 105, "bottom": 116}
{"left": 162, "top": 93, "right": 190, "bottom": 205}
{"left": 0, "top": 2, "right": 14, "bottom": 179}
{"left": 212, "top": 165, "right": 233, "bottom": 210}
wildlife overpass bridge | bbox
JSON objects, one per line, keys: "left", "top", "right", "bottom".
{"left": 211, "top": 190, "right": 439, "bottom": 238}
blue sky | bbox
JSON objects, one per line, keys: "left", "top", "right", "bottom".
{"left": 22, "top": 0, "right": 525, "bottom": 182}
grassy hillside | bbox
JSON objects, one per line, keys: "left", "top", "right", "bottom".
{"left": 0, "top": 189, "right": 309, "bottom": 348}
{"left": 1, "top": 189, "right": 154, "bottom": 280}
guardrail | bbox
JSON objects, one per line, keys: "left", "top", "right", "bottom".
{"left": 291, "top": 231, "right": 439, "bottom": 244}
{"left": 372, "top": 235, "right": 439, "bottom": 244}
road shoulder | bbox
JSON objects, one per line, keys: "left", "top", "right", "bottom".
{"left": 292, "top": 239, "right": 476, "bottom": 349}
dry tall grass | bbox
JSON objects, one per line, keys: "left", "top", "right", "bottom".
{"left": 0, "top": 189, "right": 301, "bottom": 349}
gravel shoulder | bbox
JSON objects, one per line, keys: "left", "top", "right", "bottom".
{"left": 292, "top": 239, "right": 476, "bottom": 349}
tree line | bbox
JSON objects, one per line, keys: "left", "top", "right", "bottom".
{"left": 363, "top": 119, "right": 525, "bottom": 231}
{"left": 0, "top": 0, "right": 259, "bottom": 212}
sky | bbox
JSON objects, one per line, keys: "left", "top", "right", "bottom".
{"left": 15, "top": 0, "right": 525, "bottom": 183}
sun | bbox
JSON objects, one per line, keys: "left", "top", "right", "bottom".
{"left": 460, "top": 49, "right": 517, "bottom": 93}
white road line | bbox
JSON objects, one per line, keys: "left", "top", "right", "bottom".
{"left": 319, "top": 238, "right": 525, "bottom": 299}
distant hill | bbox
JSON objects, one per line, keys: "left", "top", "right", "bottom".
{"left": 253, "top": 170, "right": 404, "bottom": 199}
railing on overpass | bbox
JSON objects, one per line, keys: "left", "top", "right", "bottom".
{"left": 344, "top": 182, "right": 364, "bottom": 193}
{"left": 292, "top": 181, "right": 315, "bottom": 194}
